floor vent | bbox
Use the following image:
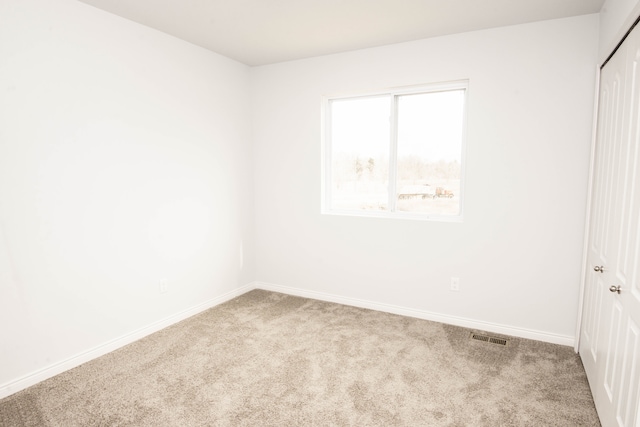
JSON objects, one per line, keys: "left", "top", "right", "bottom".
{"left": 470, "top": 333, "right": 508, "bottom": 346}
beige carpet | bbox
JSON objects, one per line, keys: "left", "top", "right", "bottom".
{"left": 0, "top": 290, "right": 600, "bottom": 426}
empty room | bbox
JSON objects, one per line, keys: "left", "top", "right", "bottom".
{"left": 1, "top": 0, "right": 639, "bottom": 425}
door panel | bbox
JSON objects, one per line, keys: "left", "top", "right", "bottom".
{"left": 580, "top": 33, "right": 627, "bottom": 394}
{"left": 583, "top": 270, "right": 604, "bottom": 363}
{"left": 616, "top": 320, "right": 639, "bottom": 426}
{"left": 616, "top": 25, "right": 640, "bottom": 427}
{"left": 603, "top": 300, "right": 622, "bottom": 401}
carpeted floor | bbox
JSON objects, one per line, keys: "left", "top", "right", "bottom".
{"left": 0, "top": 290, "right": 600, "bottom": 426}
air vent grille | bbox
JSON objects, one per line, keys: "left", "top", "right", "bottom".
{"left": 471, "top": 333, "right": 508, "bottom": 346}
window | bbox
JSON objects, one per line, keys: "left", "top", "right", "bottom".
{"left": 322, "top": 81, "right": 467, "bottom": 220}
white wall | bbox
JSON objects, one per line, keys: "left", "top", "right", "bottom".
{"left": 252, "top": 15, "right": 600, "bottom": 344}
{"left": 599, "top": 0, "right": 640, "bottom": 59}
{"left": 0, "top": 1, "right": 602, "bottom": 398}
{"left": 0, "top": 0, "right": 254, "bottom": 394}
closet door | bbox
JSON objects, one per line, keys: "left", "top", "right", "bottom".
{"left": 580, "top": 22, "right": 640, "bottom": 427}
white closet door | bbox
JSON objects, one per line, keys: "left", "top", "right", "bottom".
{"left": 580, "top": 21, "right": 640, "bottom": 427}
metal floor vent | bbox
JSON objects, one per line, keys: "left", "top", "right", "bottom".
{"left": 470, "top": 333, "right": 508, "bottom": 346}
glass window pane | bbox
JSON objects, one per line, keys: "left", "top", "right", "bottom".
{"left": 330, "top": 96, "right": 390, "bottom": 211}
{"left": 395, "top": 90, "right": 464, "bottom": 215}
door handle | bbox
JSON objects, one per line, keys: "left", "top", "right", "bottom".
{"left": 609, "top": 285, "right": 621, "bottom": 294}
{"left": 594, "top": 266, "right": 605, "bottom": 272}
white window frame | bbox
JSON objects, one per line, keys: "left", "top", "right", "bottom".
{"left": 321, "top": 80, "right": 468, "bottom": 222}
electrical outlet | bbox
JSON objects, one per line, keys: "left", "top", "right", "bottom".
{"left": 159, "top": 279, "right": 168, "bottom": 294}
{"left": 450, "top": 277, "right": 460, "bottom": 292}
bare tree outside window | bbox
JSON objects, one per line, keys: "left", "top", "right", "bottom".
{"left": 329, "top": 95, "right": 390, "bottom": 211}
{"left": 324, "top": 82, "right": 467, "bottom": 220}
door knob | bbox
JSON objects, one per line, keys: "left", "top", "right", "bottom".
{"left": 609, "top": 285, "right": 621, "bottom": 294}
{"left": 594, "top": 266, "right": 605, "bottom": 272}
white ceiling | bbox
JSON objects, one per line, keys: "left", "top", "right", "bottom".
{"left": 79, "top": 0, "right": 605, "bottom": 66}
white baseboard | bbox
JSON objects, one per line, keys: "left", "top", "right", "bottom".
{"left": 0, "top": 283, "right": 255, "bottom": 400}
{"left": 1, "top": 281, "right": 575, "bottom": 400}
{"left": 254, "top": 281, "right": 575, "bottom": 347}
